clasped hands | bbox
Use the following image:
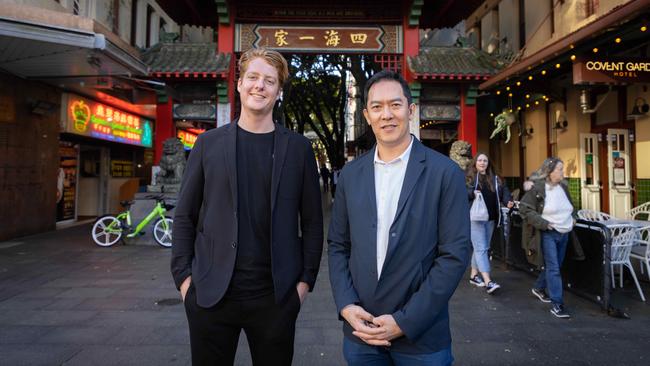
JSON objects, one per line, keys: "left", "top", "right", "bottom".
{"left": 340, "top": 304, "right": 403, "bottom": 347}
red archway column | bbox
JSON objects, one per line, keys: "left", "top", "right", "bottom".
{"left": 402, "top": 16, "right": 418, "bottom": 82}
{"left": 459, "top": 85, "right": 478, "bottom": 155}
{"left": 154, "top": 98, "right": 174, "bottom": 164}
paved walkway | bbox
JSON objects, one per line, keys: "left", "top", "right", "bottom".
{"left": 1, "top": 198, "right": 649, "bottom": 365}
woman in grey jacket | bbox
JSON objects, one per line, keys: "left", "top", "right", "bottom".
{"left": 519, "top": 157, "right": 574, "bottom": 319}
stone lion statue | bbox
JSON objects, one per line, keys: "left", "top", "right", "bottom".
{"left": 449, "top": 140, "right": 473, "bottom": 171}
{"left": 149, "top": 138, "right": 186, "bottom": 193}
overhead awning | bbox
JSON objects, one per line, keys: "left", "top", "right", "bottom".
{"left": 0, "top": 13, "right": 148, "bottom": 79}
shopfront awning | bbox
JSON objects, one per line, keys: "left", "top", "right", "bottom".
{"left": 0, "top": 15, "right": 148, "bottom": 79}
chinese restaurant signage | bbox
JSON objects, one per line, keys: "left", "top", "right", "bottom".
{"left": 420, "top": 104, "right": 461, "bottom": 121}
{"left": 177, "top": 129, "right": 205, "bottom": 150}
{"left": 63, "top": 95, "right": 153, "bottom": 147}
{"left": 235, "top": 24, "right": 402, "bottom": 53}
{"left": 573, "top": 57, "right": 650, "bottom": 84}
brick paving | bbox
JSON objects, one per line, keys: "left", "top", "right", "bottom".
{"left": 1, "top": 198, "right": 649, "bottom": 365}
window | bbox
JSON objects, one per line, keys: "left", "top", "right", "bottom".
{"left": 159, "top": 18, "right": 167, "bottom": 40}
{"left": 130, "top": 0, "right": 138, "bottom": 46}
{"left": 586, "top": 0, "right": 598, "bottom": 17}
{"left": 578, "top": 0, "right": 598, "bottom": 18}
{"left": 146, "top": 5, "right": 154, "bottom": 48}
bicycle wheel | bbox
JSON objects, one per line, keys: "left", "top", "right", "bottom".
{"left": 153, "top": 216, "right": 173, "bottom": 248}
{"left": 92, "top": 215, "right": 123, "bottom": 247}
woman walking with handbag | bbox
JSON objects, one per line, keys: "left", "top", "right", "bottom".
{"left": 466, "top": 153, "right": 513, "bottom": 294}
{"left": 519, "top": 157, "right": 575, "bottom": 318}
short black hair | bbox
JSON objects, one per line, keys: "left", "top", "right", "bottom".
{"left": 364, "top": 70, "right": 413, "bottom": 106}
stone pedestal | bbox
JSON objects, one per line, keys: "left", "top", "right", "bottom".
{"left": 123, "top": 192, "right": 177, "bottom": 246}
{"left": 146, "top": 184, "right": 180, "bottom": 193}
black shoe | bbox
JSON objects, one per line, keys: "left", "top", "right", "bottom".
{"left": 531, "top": 288, "right": 551, "bottom": 303}
{"left": 486, "top": 281, "right": 501, "bottom": 294}
{"left": 469, "top": 275, "right": 485, "bottom": 287}
{"left": 550, "top": 304, "right": 571, "bottom": 319}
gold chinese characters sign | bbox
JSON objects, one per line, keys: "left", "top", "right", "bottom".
{"left": 235, "top": 24, "right": 402, "bottom": 53}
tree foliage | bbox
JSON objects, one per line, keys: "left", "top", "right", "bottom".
{"left": 277, "top": 54, "right": 379, "bottom": 168}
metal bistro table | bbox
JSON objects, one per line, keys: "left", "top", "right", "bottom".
{"left": 601, "top": 218, "right": 650, "bottom": 229}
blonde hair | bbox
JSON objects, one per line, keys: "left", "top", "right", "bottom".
{"left": 238, "top": 48, "right": 289, "bottom": 86}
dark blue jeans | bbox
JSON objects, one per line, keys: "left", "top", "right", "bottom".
{"left": 343, "top": 338, "right": 453, "bottom": 366}
{"left": 534, "top": 230, "right": 569, "bottom": 306}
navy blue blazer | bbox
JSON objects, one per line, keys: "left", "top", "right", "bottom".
{"left": 328, "top": 138, "right": 471, "bottom": 353}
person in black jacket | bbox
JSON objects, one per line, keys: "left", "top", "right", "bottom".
{"left": 465, "top": 153, "right": 513, "bottom": 294}
{"left": 171, "top": 48, "right": 323, "bottom": 365}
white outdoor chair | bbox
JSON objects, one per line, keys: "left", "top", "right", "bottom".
{"left": 609, "top": 224, "right": 645, "bottom": 302}
{"left": 626, "top": 202, "right": 650, "bottom": 221}
{"left": 630, "top": 225, "right": 650, "bottom": 282}
{"left": 577, "top": 209, "right": 612, "bottom": 222}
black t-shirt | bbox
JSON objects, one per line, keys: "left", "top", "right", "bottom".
{"left": 477, "top": 175, "right": 499, "bottom": 221}
{"left": 225, "top": 126, "right": 275, "bottom": 300}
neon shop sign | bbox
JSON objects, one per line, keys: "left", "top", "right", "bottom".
{"left": 177, "top": 129, "right": 205, "bottom": 150}
{"left": 67, "top": 97, "right": 153, "bottom": 147}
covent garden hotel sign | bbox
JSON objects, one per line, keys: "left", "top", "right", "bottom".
{"left": 573, "top": 57, "right": 650, "bottom": 84}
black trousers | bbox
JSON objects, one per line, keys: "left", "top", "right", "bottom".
{"left": 184, "top": 283, "right": 301, "bottom": 366}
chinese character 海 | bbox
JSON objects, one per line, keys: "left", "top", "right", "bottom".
{"left": 324, "top": 30, "right": 341, "bottom": 47}
{"left": 275, "top": 29, "right": 289, "bottom": 47}
{"left": 350, "top": 33, "right": 368, "bottom": 44}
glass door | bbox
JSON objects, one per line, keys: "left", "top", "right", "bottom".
{"left": 607, "top": 129, "right": 632, "bottom": 218}
{"left": 580, "top": 133, "right": 601, "bottom": 212}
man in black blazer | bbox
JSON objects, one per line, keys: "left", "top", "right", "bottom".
{"left": 328, "top": 71, "right": 470, "bottom": 365}
{"left": 171, "top": 48, "right": 323, "bottom": 365}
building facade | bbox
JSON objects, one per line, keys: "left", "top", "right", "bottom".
{"left": 469, "top": 0, "right": 650, "bottom": 215}
{"left": 0, "top": 0, "right": 188, "bottom": 240}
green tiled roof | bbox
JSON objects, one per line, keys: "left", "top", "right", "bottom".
{"left": 408, "top": 47, "right": 504, "bottom": 79}
{"left": 142, "top": 43, "right": 230, "bottom": 75}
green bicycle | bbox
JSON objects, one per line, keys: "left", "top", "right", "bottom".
{"left": 91, "top": 195, "right": 174, "bottom": 248}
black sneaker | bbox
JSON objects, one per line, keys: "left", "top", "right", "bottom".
{"left": 531, "top": 288, "right": 551, "bottom": 303}
{"left": 469, "top": 275, "right": 485, "bottom": 287}
{"left": 486, "top": 281, "right": 501, "bottom": 294}
{"left": 550, "top": 304, "right": 571, "bottom": 319}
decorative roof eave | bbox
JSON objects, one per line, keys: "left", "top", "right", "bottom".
{"left": 142, "top": 42, "right": 230, "bottom": 78}
{"left": 407, "top": 46, "right": 503, "bottom": 82}
{"left": 151, "top": 71, "right": 228, "bottom": 79}
{"left": 413, "top": 73, "right": 491, "bottom": 81}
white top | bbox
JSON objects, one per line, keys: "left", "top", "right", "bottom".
{"left": 373, "top": 137, "right": 414, "bottom": 278}
{"left": 542, "top": 183, "right": 574, "bottom": 233}
{"left": 332, "top": 169, "right": 340, "bottom": 185}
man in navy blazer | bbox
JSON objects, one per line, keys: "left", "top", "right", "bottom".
{"left": 328, "top": 70, "right": 470, "bottom": 365}
{"left": 172, "top": 48, "right": 323, "bottom": 365}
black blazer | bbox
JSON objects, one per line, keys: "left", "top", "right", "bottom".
{"left": 171, "top": 120, "right": 323, "bottom": 307}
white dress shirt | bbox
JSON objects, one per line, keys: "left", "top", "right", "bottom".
{"left": 374, "top": 137, "right": 414, "bottom": 278}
